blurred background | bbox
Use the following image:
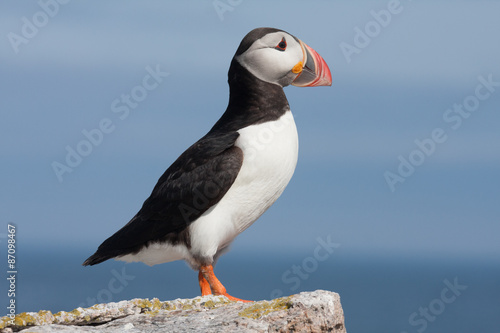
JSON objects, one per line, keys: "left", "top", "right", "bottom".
{"left": 1, "top": 1, "right": 499, "bottom": 332}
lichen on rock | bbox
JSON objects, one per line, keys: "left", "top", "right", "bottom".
{"left": 238, "top": 296, "right": 292, "bottom": 319}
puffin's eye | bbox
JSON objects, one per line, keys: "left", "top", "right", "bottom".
{"left": 275, "top": 37, "right": 287, "bottom": 51}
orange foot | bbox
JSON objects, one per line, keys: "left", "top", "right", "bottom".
{"left": 198, "top": 265, "right": 252, "bottom": 303}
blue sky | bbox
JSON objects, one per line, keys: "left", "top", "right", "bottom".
{"left": 1, "top": 0, "right": 499, "bottom": 260}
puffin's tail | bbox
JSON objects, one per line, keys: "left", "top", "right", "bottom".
{"left": 82, "top": 215, "right": 141, "bottom": 266}
{"left": 82, "top": 214, "right": 145, "bottom": 266}
{"left": 82, "top": 251, "right": 112, "bottom": 266}
{"left": 82, "top": 250, "right": 116, "bottom": 266}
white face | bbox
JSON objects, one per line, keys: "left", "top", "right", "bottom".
{"left": 235, "top": 32, "right": 304, "bottom": 87}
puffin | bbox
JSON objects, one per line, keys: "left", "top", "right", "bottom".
{"left": 83, "top": 27, "right": 332, "bottom": 302}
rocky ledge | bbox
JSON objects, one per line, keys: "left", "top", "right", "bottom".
{"left": 1, "top": 290, "right": 345, "bottom": 333}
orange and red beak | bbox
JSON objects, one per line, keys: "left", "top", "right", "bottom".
{"left": 292, "top": 40, "right": 332, "bottom": 87}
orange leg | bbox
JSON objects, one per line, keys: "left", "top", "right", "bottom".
{"left": 198, "top": 271, "right": 212, "bottom": 296}
{"left": 199, "top": 264, "right": 252, "bottom": 302}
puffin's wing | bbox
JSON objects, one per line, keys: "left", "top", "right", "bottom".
{"left": 83, "top": 132, "right": 242, "bottom": 265}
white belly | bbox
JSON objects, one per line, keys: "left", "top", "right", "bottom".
{"left": 188, "top": 110, "right": 299, "bottom": 261}
{"left": 118, "top": 111, "right": 298, "bottom": 267}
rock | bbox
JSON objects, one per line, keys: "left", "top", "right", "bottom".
{"left": 0, "top": 290, "right": 346, "bottom": 333}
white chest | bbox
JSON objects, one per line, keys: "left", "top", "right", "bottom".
{"left": 233, "top": 110, "right": 299, "bottom": 214}
{"left": 189, "top": 111, "right": 299, "bottom": 259}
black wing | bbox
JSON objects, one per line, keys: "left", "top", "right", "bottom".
{"left": 83, "top": 131, "right": 243, "bottom": 265}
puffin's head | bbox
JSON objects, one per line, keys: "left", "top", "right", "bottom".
{"left": 233, "top": 27, "right": 332, "bottom": 88}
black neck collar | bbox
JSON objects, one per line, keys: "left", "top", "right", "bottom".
{"left": 209, "top": 59, "right": 290, "bottom": 134}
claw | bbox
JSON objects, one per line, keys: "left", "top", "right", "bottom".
{"left": 221, "top": 292, "right": 252, "bottom": 303}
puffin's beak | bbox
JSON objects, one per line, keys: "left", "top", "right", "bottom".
{"left": 292, "top": 40, "right": 332, "bottom": 87}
